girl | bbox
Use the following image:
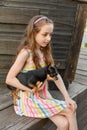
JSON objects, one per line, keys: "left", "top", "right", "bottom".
{"left": 6, "top": 15, "right": 78, "bottom": 130}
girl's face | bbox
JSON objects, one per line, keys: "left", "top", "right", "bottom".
{"left": 35, "top": 23, "right": 54, "bottom": 48}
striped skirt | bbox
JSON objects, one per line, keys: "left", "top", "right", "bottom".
{"left": 14, "top": 85, "right": 67, "bottom": 118}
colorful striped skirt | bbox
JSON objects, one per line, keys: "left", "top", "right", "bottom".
{"left": 14, "top": 85, "right": 67, "bottom": 118}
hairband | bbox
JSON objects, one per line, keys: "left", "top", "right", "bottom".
{"left": 34, "top": 16, "right": 47, "bottom": 25}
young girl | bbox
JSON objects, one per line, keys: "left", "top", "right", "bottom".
{"left": 6, "top": 15, "right": 78, "bottom": 130}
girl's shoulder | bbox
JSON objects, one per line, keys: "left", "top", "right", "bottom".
{"left": 19, "top": 48, "right": 31, "bottom": 57}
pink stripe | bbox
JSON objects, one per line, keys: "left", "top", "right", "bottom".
{"left": 43, "top": 85, "right": 48, "bottom": 98}
{"left": 44, "top": 99, "right": 60, "bottom": 114}
{"left": 44, "top": 85, "right": 47, "bottom": 97}
{"left": 28, "top": 99, "right": 39, "bottom": 117}
{"left": 28, "top": 100, "right": 35, "bottom": 116}
{"left": 38, "top": 86, "right": 62, "bottom": 114}
{"left": 23, "top": 92, "right": 34, "bottom": 117}
{"left": 38, "top": 97, "right": 57, "bottom": 115}
{"left": 34, "top": 17, "right": 46, "bottom": 24}
{"left": 25, "top": 93, "right": 39, "bottom": 117}
{"left": 23, "top": 93, "right": 31, "bottom": 116}
{"left": 24, "top": 98, "right": 31, "bottom": 116}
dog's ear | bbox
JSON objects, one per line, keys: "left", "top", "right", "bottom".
{"left": 47, "top": 65, "right": 59, "bottom": 80}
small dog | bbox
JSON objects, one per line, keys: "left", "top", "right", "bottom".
{"left": 7, "top": 65, "right": 58, "bottom": 105}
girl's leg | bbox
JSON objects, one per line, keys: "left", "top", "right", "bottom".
{"left": 49, "top": 107, "right": 78, "bottom": 130}
{"left": 49, "top": 114, "right": 69, "bottom": 130}
{"left": 59, "top": 108, "right": 78, "bottom": 130}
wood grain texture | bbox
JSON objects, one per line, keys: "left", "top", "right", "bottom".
{"left": 0, "top": 1, "right": 87, "bottom": 129}
{"left": 0, "top": 0, "right": 78, "bottom": 86}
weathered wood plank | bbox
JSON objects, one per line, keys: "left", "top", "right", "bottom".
{"left": 0, "top": 0, "right": 78, "bottom": 84}
{"left": 2, "top": 1, "right": 57, "bottom": 10}
{"left": 76, "top": 69, "right": 87, "bottom": 75}
{"left": 75, "top": 49, "right": 87, "bottom": 85}
{"left": 0, "top": 72, "right": 7, "bottom": 82}
{"left": 0, "top": 55, "right": 14, "bottom": 69}
{"left": 50, "top": 82, "right": 87, "bottom": 100}
{"left": 0, "top": 7, "right": 39, "bottom": 24}
{"left": 78, "top": 54, "right": 87, "bottom": 60}
{"left": 80, "top": 49, "right": 87, "bottom": 55}
{"left": 75, "top": 88, "right": 87, "bottom": 130}
{"left": 0, "top": 55, "right": 14, "bottom": 85}
{"left": 0, "top": 104, "right": 48, "bottom": 130}
{"left": 77, "top": 59, "right": 87, "bottom": 65}
{"left": 0, "top": 23, "right": 26, "bottom": 33}
{"left": 3, "top": 0, "right": 55, "bottom": 3}
{"left": 0, "top": 82, "right": 87, "bottom": 130}
{"left": 0, "top": 40, "right": 19, "bottom": 55}
{"left": 77, "top": 65, "right": 87, "bottom": 71}
{"left": 0, "top": 106, "right": 34, "bottom": 130}
{"left": 2, "top": 0, "right": 77, "bottom": 8}
{"left": 0, "top": 1, "right": 87, "bottom": 130}
{"left": 74, "top": 74, "right": 87, "bottom": 85}
{"left": 0, "top": 87, "right": 13, "bottom": 110}
{"left": 0, "top": 33, "right": 22, "bottom": 41}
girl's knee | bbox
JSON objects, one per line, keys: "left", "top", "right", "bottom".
{"left": 57, "top": 116, "right": 69, "bottom": 129}
{"left": 49, "top": 114, "right": 69, "bottom": 129}
{"left": 61, "top": 118, "right": 69, "bottom": 129}
{"left": 64, "top": 108, "right": 77, "bottom": 117}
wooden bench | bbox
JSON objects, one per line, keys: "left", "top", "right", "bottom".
{"left": 0, "top": 82, "right": 87, "bottom": 130}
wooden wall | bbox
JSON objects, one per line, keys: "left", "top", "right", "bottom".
{"left": 0, "top": 0, "right": 79, "bottom": 87}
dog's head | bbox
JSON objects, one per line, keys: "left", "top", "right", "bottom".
{"left": 47, "top": 65, "right": 58, "bottom": 80}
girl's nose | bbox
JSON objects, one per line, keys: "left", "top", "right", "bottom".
{"left": 46, "top": 35, "right": 51, "bottom": 42}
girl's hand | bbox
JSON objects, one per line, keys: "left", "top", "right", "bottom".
{"left": 30, "top": 87, "right": 36, "bottom": 94}
{"left": 37, "top": 81, "right": 44, "bottom": 91}
{"left": 65, "top": 97, "right": 77, "bottom": 113}
{"left": 29, "top": 82, "right": 44, "bottom": 94}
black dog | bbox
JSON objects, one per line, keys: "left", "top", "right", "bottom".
{"left": 7, "top": 65, "right": 58, "bottom": 105}
{"left": 7, "top": 65, "right": 58, "bottom": 91}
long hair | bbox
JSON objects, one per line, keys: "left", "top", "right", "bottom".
{"left": 17, "top": 15, "right": 54, "bottom": 68}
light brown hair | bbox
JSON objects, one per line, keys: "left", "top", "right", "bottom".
{"left": 17, "top": 15, "right": 54, "bottom": 68}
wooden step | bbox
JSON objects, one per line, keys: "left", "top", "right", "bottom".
{"left": 0, "top": 82, "right": 87, "bottom": 130}
{"left": 0, "top": 86, "right": 13, "bottom": 111}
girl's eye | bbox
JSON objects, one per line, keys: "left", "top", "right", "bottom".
{"left": 42, "top": 33, "right": 52, "bottom": 37}
{"left": 43, "top": 34, "right": 47, "bottom": 36}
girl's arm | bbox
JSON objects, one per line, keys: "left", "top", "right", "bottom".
{"left": 54, "top": 74, "right": 77, "bottom": 112}
{"left": 54, "top": 74, "right": 70, "bottom": 100}
{"left": 6, "top": 49, "right": 32, "bottom": 92}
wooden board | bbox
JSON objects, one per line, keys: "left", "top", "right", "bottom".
{"left": 0, "top": 40, "right": 19, "bottom": 55}
{"left": 0, "top": 87, "right": 13, "bottom": 110}
{"left": 75, "top": 49, "right": 87, "bottom": 85}
{"left": 0, "top": 82, "right": 87, "bottom": 130}
{"left": 0, "top": 7, "right": 39, "bottom": 24}
{"left": 0, "top": 0, "right": 78, "bottom": 85}
{"left": 0, "top": 106, "right": 38, "bottom": 130}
